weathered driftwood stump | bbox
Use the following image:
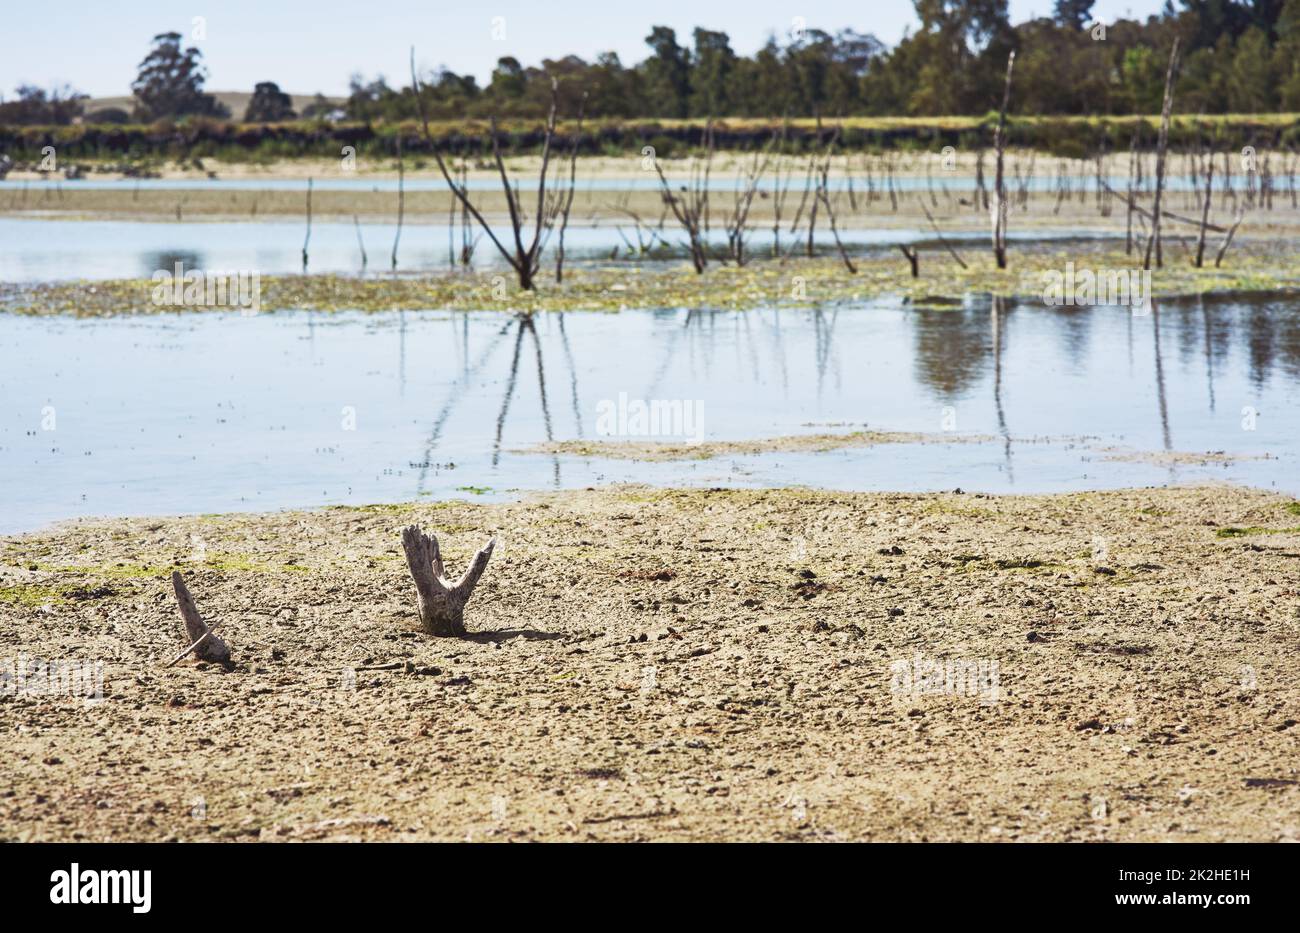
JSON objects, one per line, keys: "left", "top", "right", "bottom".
{"left": 401, "top": 526, "right": 495, "bottom": 637}
{"left": 170, "top": 571, "right": 232, "bottom": 664}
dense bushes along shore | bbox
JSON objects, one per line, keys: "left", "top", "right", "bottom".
{"left": 3, "top": 114, "right": 1298, "bottom": 165}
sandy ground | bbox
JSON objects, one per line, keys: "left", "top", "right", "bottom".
{"left": 517, "top": 431, "right": 995, "bottom": 461}
{"left": 3, "top": 483, "right": 1299, "bottom": 842}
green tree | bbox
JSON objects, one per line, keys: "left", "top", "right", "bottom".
{"left": 1121, "top": 44, "right": 1166, "bottom": 113}
{"left": 787, "top": 29, "right": 837, "bottom": 116}
{"left": 915, "top": 0, "right": 1012, "bottom": 49}
{"left": 345, "top": 74, "right": 395, "bottom": 121}
{"left": 0, "top": 84, "right": 85, "bottom": 124}
{"left": 586, "top": 52, "right": 642, "bottom": 117}
{"left": 1227, "top": 27, "right": 1275, "bottom": 110}
{"left": 131, "top": 32, "right": 228, "bottom": 120}
{"left": 244, "top": 82, "right": 296, "bottom": 122}
{"left": 1176, "top": 46, "right": 1228, "bottom": 111}
{"left": 1053, "top": 0, "right": 1094, "bottom": 29}
{"left": 641, "top": 26, "right": 691, "bottom": 117}
{"left": 300, "top": 93, "right": 336, "bottom": 119}
{"left": 487, "top": 57, "right": 527, "bottom": 102}
{"left": 1275, "top": 0, "right": 1300, "bottom": 106}
{"left": 689, "top": 28, "right": 736, "bottom": 116}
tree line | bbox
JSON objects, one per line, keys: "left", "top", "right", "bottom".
{"left": 347, "top": 0, "right": 1300, "bottom": 119}
{"left": 3, "top": 0, "right": 1300, "bottom": 128}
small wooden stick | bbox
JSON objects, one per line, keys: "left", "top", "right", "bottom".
{"left": 165, "top": 620, "right": 223, "bottom": 667}
{"left": 171, "top": 571, "right": 232, "bottom": 664}
{"left": 920, "top": 203, "right": 968, "bottom": 269}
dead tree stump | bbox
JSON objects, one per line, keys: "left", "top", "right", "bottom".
{"left": 171, "top": 571, "right": 232, "bottom": 664}
{"left": 401, "top": 526, "right": 495, "bottom": 637}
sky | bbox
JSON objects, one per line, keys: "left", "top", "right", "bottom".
{"left": 2, "top": 0, "right": 1164, "bottom": 99}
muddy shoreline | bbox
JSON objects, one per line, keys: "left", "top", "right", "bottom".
{"left": 3, "top": 483, "right": 1298, "bottom": 841}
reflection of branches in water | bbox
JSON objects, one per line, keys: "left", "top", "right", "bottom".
{"left": 416, "top": 317, "right": 513, "bottom": 491}
{"left": 645, "top": 309, "right": 692, "bottom": 400}
{"left": 461, "top": 314, "right": 470, "bottom": 377}
{"left": 1201, "top": 295, "right": 1215, "bottom": 413}
{"left": 489, "top": 316, "right": 561, "bottom": 482}
{"left": 1126, "top": 299, "right": 1134, "bottom": 373}
{"left": 765, "top": 308, "right": 790, "bottom": 396}
{"left": 1245, "top": 304, "right": 1278, "bottom": 390}
{"left": 991, "top": 295, "right": 1013, "bottom": 483}
{"left": 398, "top": 310, "right": 406, "bottom": 396}
{"left": 1151, "top": 299, "right": 1173, "bottom": 456}
{"left": 812, "top": 307, "right": 840, "bottom": 399}
{"left": 492, "top": 318, "right": 527, "bottom": 467}
{"left": 524, "top": 317, "right": 561, "bottom": 485}
{"left": 1055, "top": 304, "right": 1092, "bottom": 369}
{"left": 556, "top": 313, "right": 583, "bottom": 437}
{"left": 913, "top": 304, "right": 991, "bottom": 398}
{"left": 738, "top": 312, "right": 762, "bottom": 385}
{"left": 689, "top": 309, "right": 719, "bottom": 384}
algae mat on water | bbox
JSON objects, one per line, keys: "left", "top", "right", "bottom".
{"left": 2, "top": 239, "right": 1297, "bottom": 317}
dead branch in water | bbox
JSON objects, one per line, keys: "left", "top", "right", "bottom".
{"left": 1125, "top": 124, "right": 1139, "bottom": 254}
{"left": 301, "top": 177, "right": 312, "bottom": 273}
{"left": 724, "top": 133, "right": 776, "bottom": 267}
{"left": 411, "top": 47, "right": 564, "bottom": 291}
{"left": 1144, "top": 38, "right": 1181, "bottom": 270}
{"left": 1194, "top": 131, "right": 1215, "bottom": 268}
{"left": 897, "top": 244, "right": 919, "bottom": 278}
{"left": 392, "top": 133, "right": 404, "bottom": 270}
{"left": 991, "top": 51, "right": 1015, "bottom": 269}
{"left": 920, "top": 203, "right": 968, "bottom": 269}
{"left": 554, "top": 92, "right": 587, "bottom": 283}
{"left": 814, "top": 128, "right": 855, "bottom": 273}
{"left": 770, "top": 128, "right": 794, "bottom": 257}
{"left": 1214, "top": 207, "right": 1245, "bottom": 268}
{"left": 653, "top": 120, "right": 714, "bottom": 273}
{"left": 1100, "top": 180, "right": 1225, "bottom": 233}
{"left": 387, "top": 135, "right": 403, "bottom": 274}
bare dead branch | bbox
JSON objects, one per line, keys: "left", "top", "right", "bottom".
{"left": 1144, "top": 38, "right": 1181, "bottom": 270}
{"left": 401, "top": 526, "right": 496, "bottom": 637}
{"left": 555, "top": 92, "right": 587, "bottom": 283}
{"left": 991, "top": 51, "right": 1015, "bottom": 269}
{"left": 919, "top": 203, "right": 968, "bottom": 269}
{"left": 170, "top": 571, "right": 231, "bottom": 664}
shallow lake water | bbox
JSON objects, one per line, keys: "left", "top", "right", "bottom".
{"left": 2, "top": 294, "right": 1298, "bottom": 532}
{"left": 0, "top": 174, "right": 1204, "bottom": 194}
{"left": 0, "top": 216, "right": 1109, "bottom": 282}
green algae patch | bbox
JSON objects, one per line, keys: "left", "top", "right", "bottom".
{"left": 0, "top": 584, "right": 70, "bottom": 607}
{"left": 4, "top": 238, "right": 1296, "bottom": 318}
{"left": 1216, "top": 525, "right": 1300, "bottom": 538}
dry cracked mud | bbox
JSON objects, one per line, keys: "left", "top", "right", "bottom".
{"left": 2, "top": 483, "right": 1299, "bottom": 841}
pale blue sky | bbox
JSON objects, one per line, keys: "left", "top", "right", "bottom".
{"left": 2, "top": 0, "right": 1162, "bottom": 99}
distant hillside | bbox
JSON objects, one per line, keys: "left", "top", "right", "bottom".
{"left": 84, "top": 91, "right": 344, "bottom": 118}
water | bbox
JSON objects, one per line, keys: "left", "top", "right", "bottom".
{"left": 0, "top": 174, "right": 1205, "bottom": 194}
{"left": 0, "top": 217, "right": 1112, "bottom": 282}
{"left": 2, "top": 295, "right": 1297, "bottom": 533}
